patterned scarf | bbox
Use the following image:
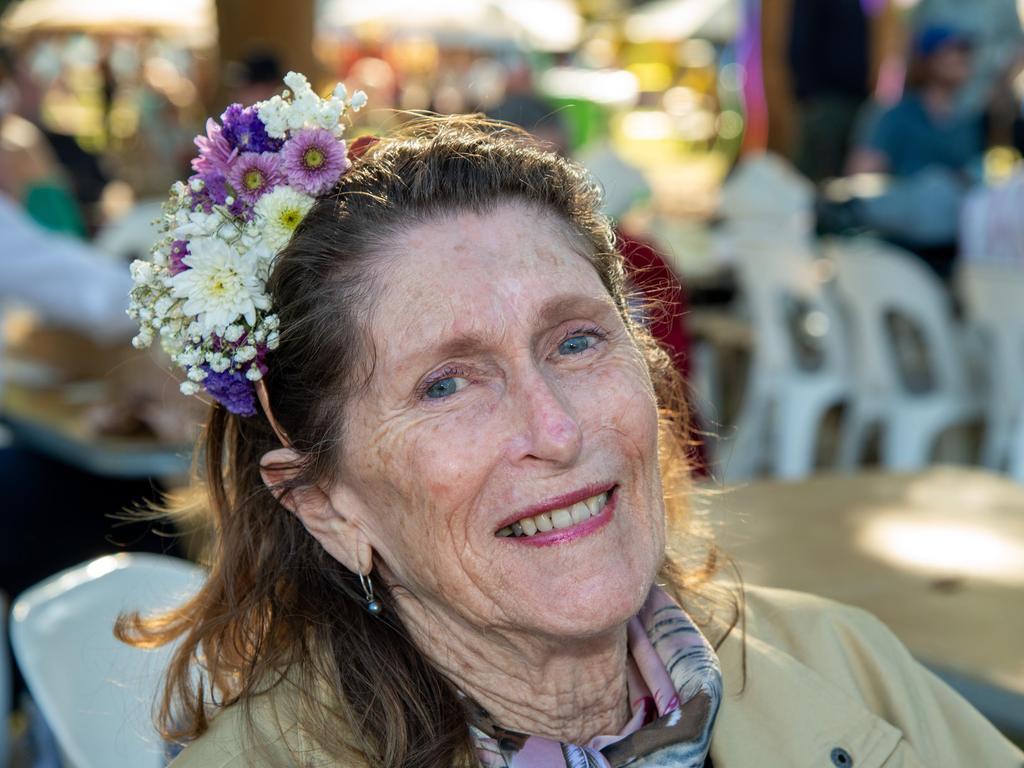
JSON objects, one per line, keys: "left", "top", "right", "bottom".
{"left": 469, "top": 587, "right": 722, "bottom": 768}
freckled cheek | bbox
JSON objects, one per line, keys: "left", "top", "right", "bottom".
{"left": 391, "top": 412, "right": 503, "bottom": 544}
{"left": 573, "top": 364, "right": 658, "bottom": 446}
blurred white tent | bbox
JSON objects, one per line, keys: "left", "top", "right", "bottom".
{"left": 625, "top": 0, "right": 740, "bottom": 44}
{"left": 319, "top": 0, "right": 582, "bottom": 52}
{"left": 1, "top": 0, "right": 216, "bottom": 46}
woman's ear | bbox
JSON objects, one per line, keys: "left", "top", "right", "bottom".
{"left": 259, "top": 448, "right": 373, "bottom": 574}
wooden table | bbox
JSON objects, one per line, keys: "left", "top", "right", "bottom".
{"left": 705, "top": 467, "right": 1024, "bottom": 734}
{"left": 2, "top": 384, "right": 192, "bottom": 479}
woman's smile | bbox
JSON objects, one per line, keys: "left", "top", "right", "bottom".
{"left": 495, "top": 484, "right": 617, "bottom": 546}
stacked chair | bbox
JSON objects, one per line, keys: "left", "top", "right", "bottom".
{"left": 957, "top": 264, "right": 1024, "bottom": 481}
{"left": 825, "top": 238, "right": 981, "bottom": 471}
{"left": 9, "top": 553, "right": 203, "bottom": 768}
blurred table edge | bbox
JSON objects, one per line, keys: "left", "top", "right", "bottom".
{"left": 1, "top": 382, "right": 193, "bottom": 478}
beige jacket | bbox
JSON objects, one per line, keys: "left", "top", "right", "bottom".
{"left": 169, "top": 586, "right": 1024, "bottom": 767}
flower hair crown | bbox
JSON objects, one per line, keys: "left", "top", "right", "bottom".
{"left": 128, "top": 72, "right": 367, "bottom": 417}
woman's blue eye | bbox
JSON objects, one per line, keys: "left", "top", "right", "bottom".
{"left": 425, "top": 376, "right": 467, "bottom": 399}
{"left": 558, "top": 335, "right": 594, "bottom": 355}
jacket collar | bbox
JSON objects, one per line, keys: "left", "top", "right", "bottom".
{"left": 710, "top": 623, "right": 904, "bottom": 768}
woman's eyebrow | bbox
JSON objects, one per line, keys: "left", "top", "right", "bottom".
{"left": 534, "top": 293, "right": 617, "bottom": 324}
{"left": 394, "top": 293, "right": 613, "bottom": 373}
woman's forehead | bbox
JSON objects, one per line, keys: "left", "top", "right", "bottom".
{"left": 379, "top": 205, "right": 604, "bottom": 314}
{"left": 367, "top": 205, "right": 612, "bottom": 359}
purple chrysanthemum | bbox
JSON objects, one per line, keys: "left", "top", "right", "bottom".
{"left": 226, "top": 152, "right": 284, "bottom": 204}
{"left": 202, "top": 367, "right": 257, "bottom": 416}
{"left": 221, "top": 104, "right": 283, "bottom": 154}
{"left": 168, "top": 240, "right": 190, "bottom": 275}
{"left": 281, "top": 129, "right": 350, "bottom": 196}
{"left": 187, "top": 170, "right": 230, "bottom": 209}
{"left": 192, "top": 118, "right": 237, "bottom": 176}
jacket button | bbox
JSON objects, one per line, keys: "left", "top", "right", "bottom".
{"left": 830, "top": 747, "right": 853, "bottom": 766}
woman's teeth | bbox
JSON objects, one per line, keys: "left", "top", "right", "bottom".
{"left": 497, "top": 491, "right": 610, "bottom": 538}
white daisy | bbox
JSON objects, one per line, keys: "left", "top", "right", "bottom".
{"left": 253, "top": 186, "right": 315, "bottom": 252}
{"left": 169, "top": 238, "right": 270, "bottom": 335}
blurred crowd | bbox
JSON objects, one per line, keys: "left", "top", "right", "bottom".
{"left": 789, "top": 0, "right": 1024, "bottom": 281}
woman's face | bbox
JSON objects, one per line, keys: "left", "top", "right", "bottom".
{"left": 331, "top": 201, "right": 665, "bottom": 643}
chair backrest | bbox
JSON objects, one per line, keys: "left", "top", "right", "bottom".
{"left": 730, "top": 237, "right": 849, "bottom": 379}
{"left": 93, "top": 201, "right": 165, "bottom": 263}
{"left": 957, "top": 264, "right": 1024, "bottom": 413}
{"left": 828, "top": 237, "right": 967, "bottom": 397}
{"left": 717, "top": 151, "right": 815, "bottom": 237}
{"left": 9, "top": 553, "right": 204, "bottom": 768}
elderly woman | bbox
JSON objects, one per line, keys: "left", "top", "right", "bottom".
{"left": 122, "top": 76, "right": 1022, "bottom": 768}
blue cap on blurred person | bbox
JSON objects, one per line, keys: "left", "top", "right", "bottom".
{"left": 914, "top": 25, "right": 973, "bottom": 57}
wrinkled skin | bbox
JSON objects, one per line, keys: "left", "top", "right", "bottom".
{"left": 270, "top": 201, "right": 667, "bottom": 740}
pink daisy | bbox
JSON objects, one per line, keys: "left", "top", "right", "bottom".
{"left": 191, "top": 118, "right": 237, "bottom": 176}
{"left": 226, "top": 151, "right": 285, "bottom": 204}
{"left": 281, "top": 128, "right": 350, "bottom": 196}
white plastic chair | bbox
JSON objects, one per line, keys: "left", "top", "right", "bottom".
{"left": 716, "top": 152, "right": 817, "bottom": 245}
{"left": 716, "top": 237, "right": 850, "bottom": 481}
{"left": 9, "top": 553, "right": 205, "bottom": 768}
{"left": 828, "top": 237, "right": 980, "bottom": 471}
{"left": 94, "top": 201, "right": 165, "bottom": 263}
{"left": 957, "top": 264, "right": 1024, "bottom": 481}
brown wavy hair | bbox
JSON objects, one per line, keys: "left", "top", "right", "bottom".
{"left": 117, "top": 115, "right": 728, "bottom": 768}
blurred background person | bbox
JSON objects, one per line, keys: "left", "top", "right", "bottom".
{"left": 848, "top": 25, "right": 980, "bottom": 179}
{"left": 847, "top": 24, "right": 981, "bottom": 279}
{"left": 787, "top": 0, "right": 870, "bottom": 182}
{"left": 0, "top": 45, "right": 87, "bottom": 236}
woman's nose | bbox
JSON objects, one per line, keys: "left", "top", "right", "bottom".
{"left": 509, "top": 368, "right": 583, "bottom": 466}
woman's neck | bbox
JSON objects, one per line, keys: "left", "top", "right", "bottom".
{"left": 399, "top": 600, "right": 633, "bottom": 744}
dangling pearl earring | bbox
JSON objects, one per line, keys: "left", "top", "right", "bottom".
{"left": 359, "top": 572, "right": 382, "bottom": 615}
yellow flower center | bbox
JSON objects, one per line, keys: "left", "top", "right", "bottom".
{"left": 243, "top": 168, "right": 265, "bottom": 191}
{"left": 279, "top": 208, "right": 303, "bottom": 230}
{"left": 303, "top": 147, "right": 326, "bottom": 170}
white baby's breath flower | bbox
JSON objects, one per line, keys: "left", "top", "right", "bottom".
{"left": 207, "top": 353, "right": 230, "bottom": 373}
{"left": 179, "top": 380, "right": 200, "bottom": 396}
{"left": 245, "top": 365, "right": 264, "bottom": 381}
{"left": 187, "top": 366, "right": 209, "bottom": 382}
{"left": 349, "top": 90, "right": 368, "bottom": 111}
{"left": 264, "top": 314, "right": 279, "bottom": 330}
{"left": 234, "top": 345, "right": 258, "bottom": 363}
{"left": 129, "top": 260, "right": 155, "bottom": 284}
{"left": 267, "top": 330, "right": 280, "bottom": 350}
{"left": 171, "top": 209, "right": 221, "bottom": 240}
{"left": 223, "top": 324, "right": 245, "bottom": 343}
{"left": 283, "top": 70, "right": 311, "bottom": 95}
{"left": 253, "top": 186, "right": 315, "bottom": 252}
{"left": 169, "top": 238, "right": 271, "bottom": 335}
{"left": 154, "top": 296, "right": 174, "bottom": 318}
{"left": 315, "top": 101, "right": 344, "bottom": 131}
{"left": 333, "top": 83, "right": 348, "bottom": 101}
